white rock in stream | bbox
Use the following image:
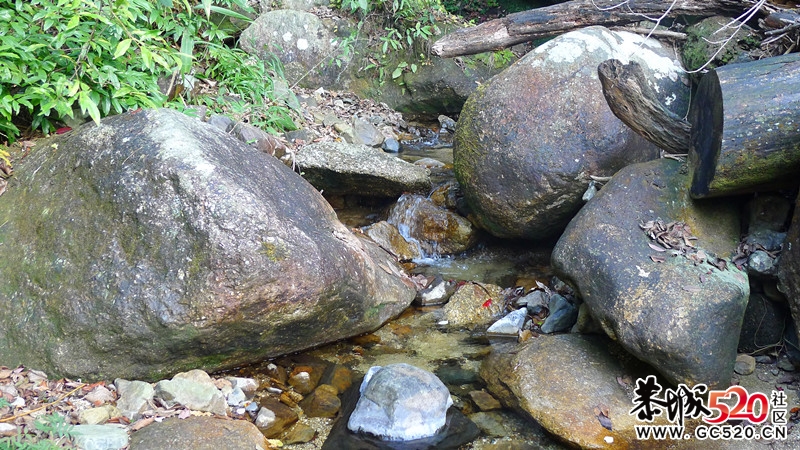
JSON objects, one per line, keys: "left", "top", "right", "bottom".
{"left": 348, "top": 363, "right": 452, "bottom": 441}
{"left": 486, "top": 308, "right": 527, "bottom": 336}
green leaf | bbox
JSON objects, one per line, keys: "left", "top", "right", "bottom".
{"left": 410, "top": 63, "right": 417, "bottom": 73}
{"left": 140, "top": 46, "right": 153, "bottom": 70}
{"left": 201, "top": 0, "right": 212, "bottom": 18}
{"left": 66, "top": 14, "right": 81, "bottom": 30}
{"left": 67, "top": 79, "right": 80, "bottom": 97}
{"left": 179, "top": 30, "right": 193, "bottom": 71}
{"left": 202, "top": 5, "right": 252, "bottom": 22}
{"left": 391, "top": 67, "right": 403, "bottom": 79}
{"left": 79, "top": 90, "right": 101, "bottom": 124}
{"left": 113, "top": 39, "right": 132, "bottom": 59}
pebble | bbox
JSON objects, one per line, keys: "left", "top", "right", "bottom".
{"left": 254, "top": 398, "right": 298, "bottom": 438}
{"left": 347, "top": 363, "right": 452, "bottom": 441}
{"left": 283, "top": 422, "right": 317, "bottom": 444}
{"left": 320, "top": 364, "right": 353, "bottom": 394}
{"left": 755, "top": 355, "right": 775, "bottom": 364}
{"left": 225, "top": 387, "right": 246, "bottom": 406}
{"left": 299, "top": 384, "right": 341, "bottom": 418}
{"left": 540, "top": 294, "right": 578, "bottom": 333}
{"left": 778, "top": 355, "right": 796, "bottom": 372}
{"left": 733, "top": 354, "right": 756, "bottom": 375}
{"left": 469, "top": 390, "right": 501, "bottom": 411}
{"left": 382, "top": 138, "right": 401, "bottom": 153}
{"left": 154, "top": 371, "right": 227, "bottom": 416}
{"left": 114, "top": 379, "right": 154, "bottom": 421}
{"left": 79, "top": 405, "right": 121, "bottom": 425}
{"left": 0, "top": 423, "right": 16, "bottom": 437}
{"left": 468, "top": 411, "right": 508, "bottom": 437}
{"left": 487, "top": 308, "right": 527, "bottom": 336}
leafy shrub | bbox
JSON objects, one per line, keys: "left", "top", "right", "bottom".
{"left": 0, "top": 0, "right": 295, "bottom": 144}
{"left": 0, "top": 412, "right": 73, "bottom": 450}
{"left": 332, "top": 0, "right": 443, "bottom": 85}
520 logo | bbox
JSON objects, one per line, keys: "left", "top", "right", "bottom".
{"left": 630, "top": 375, "right": 789, "bottom": 441}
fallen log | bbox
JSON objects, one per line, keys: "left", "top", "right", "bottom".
{"left": 598, "top": 59, "right": 691, "bottom": 154}
{"left": 432, "top": 0, "right": 747, "bottom": 58}
{"left": 689, "top": 52, "right": 800, "bottom": 198}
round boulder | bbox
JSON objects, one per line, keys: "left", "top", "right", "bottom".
{"left": 454, "top": 26, "right": 688, "bottom": 239}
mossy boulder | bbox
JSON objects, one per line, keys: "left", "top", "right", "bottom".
{"left": 454, "top": 26, "right": 688, "bottom": 239}
{"left": 0, "top": 109, "right": 415, "bottom": 381}
{"left": 552, "top": 159, "right": 748, "bottom": 389}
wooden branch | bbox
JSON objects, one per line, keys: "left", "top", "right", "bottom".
{"left": 689, "top": 52, "right": 800, "bottom": 198}
{"left": 432, "top": 0, "right": 748, "bottom": 58}
{"left": 598, "top": 59, "right": 691, "bottom": 154}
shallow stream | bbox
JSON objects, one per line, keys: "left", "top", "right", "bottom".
{"left": 249, "top": 141, "right": 571, "bottom": 448}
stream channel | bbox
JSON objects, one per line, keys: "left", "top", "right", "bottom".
{"left": 227, "top": 133, "right": 573, "bottom": 449}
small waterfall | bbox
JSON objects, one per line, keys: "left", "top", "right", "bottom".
{"left": 387, "top": 194, "right": 434, "bottom": 260}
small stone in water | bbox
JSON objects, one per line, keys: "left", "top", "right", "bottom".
{"left": 468, "top": 390, "right": 501, "bottom": 411}
{"left": 487, "top": 308, "right": 527, "bottom": 336}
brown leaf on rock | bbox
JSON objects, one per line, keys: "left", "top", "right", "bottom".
{"left": 649, "top": 255, "right": 666, "bottom": 263}
{"left": 594, "top": 405, "right": 613, "bottom": 431}
{"left": 648, "top": 242, "right": 667, "bottom": 252}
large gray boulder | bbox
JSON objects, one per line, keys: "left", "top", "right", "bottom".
{"left": 454, "top": 26, "right": 688, "bottom": 239}
{"left": 295, "top": 141, "right": 431, "bottom": 198}
{"left": 240, "top": 10, "right": 345, "bottom": 88}
{"left": 240, "top": 10, "right": 506, "bottom": 115}
{"left": 552, "top": 159, "right": 748, "bottom": 389}
{"left": 0, "top": 108, "right": 415, "bottom": 381}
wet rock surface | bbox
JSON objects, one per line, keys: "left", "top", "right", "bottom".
{"left": 386, "top": 193, "right": 479, "bottom": 257}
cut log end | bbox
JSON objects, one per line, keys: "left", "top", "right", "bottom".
{"left": 598, "top": 59, "right": 691, "bottom": 155}
{"left": 689, "top": 70, "right": 723, "bottom": 198}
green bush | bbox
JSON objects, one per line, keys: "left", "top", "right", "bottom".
{"left": 332, "top": 0, "right": 443, "bottom": 85}
{"left": 0, "top": 0, "right": 295, "bottom": 144}
{"left": 0, "top": 412, "right": 73, "bottom": 449}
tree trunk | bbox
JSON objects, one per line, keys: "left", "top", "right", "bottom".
{"left": 689, "top": 52, "right": 800, "bottom": 198}
{"left": 432, "top": 0, "right": 747, "bottom": 58}
{"left": 598, "top": 59, "right": 691, "bottom": 154}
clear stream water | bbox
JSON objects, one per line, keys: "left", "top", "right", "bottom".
{"left": 273, "top": 142, "right": 570, "bottom": 449}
